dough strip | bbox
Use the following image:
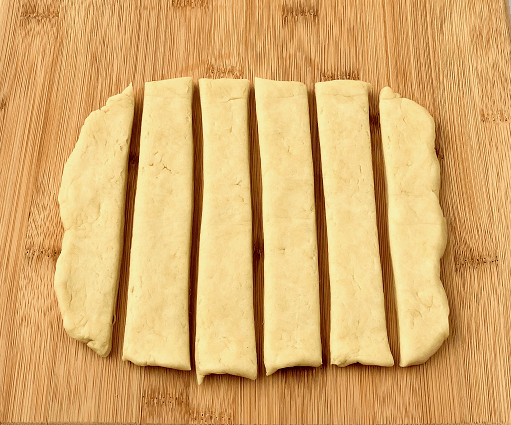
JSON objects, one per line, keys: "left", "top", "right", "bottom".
{"left": 316, "top": 80, "right": 393, "bottom": 367}
{"left": 195, "top": 78, "right": 257, "bottom": 384}
{"left": 123, "top": 78, "right": 194, "bottom": 370}
{"left": 380, "top": 87, "right": 449, "bottom": 366}
{"left": 255, "top": 77, "right": 322, "bottom": 375}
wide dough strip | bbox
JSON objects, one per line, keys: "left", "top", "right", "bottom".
{"left": 54, "top": 84, "right": 134, "bottom": 357}
{"left": 315, "top": 80, "right": 393, "bottom": 367}
{"left": 255, "top": 77, "right": 322, "bottom": 375}
{"left": 122, "top": 78, "right": 193, "bottom": 370}
{"left": 195, "top": 78, "right": 257, "bottom": 384}
{"left": 379, "top": 86, "right": 449, "bottom": 367}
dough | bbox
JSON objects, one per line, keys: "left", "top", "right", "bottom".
{"left": 54, "top": 84, "right": 134, "bottom": 357}
{"left": 122, "top": 77, "right": 193, "bottom": 370}
{"left": 255, "top": 77, "right": 322, "bottom": 375}
{"left": 195, "top": 78, "right": 257, "bottom": 384}
{"left": 379, "top": 86, "right": 449, "bottom": 367}
{"left": 315, "top": 80, "right": 393, "bottom": 367}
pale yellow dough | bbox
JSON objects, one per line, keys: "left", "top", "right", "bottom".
{"left": 122, "top": 78, "right": 194, "bottom": 370}
{"left": 380, "top": 86, "right": 449, "bottom": 367}
{"left": 315, "top": 80, "right": 393, "bottom": 367}
{"left": 54, "top": 84, "right": 134, "bottom": 357}
{"left": 195, "top": 78, "right": 257, "bottom": 384}
{"left": 255, "top": 77, "right": 322, "bottom": 375}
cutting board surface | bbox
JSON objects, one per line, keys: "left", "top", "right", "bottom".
{"left": 1, "top": 0, "right": 511, "bottom": 423}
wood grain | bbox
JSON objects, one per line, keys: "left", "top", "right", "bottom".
{"left": 1, "top": 0, "right": 510, "bottom": 423}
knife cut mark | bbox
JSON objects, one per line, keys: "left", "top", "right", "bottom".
{"left": 454, "top": 253, "right": 499, "bottom": 273}
{"left": 171, "top": 0, "right": 208, "bottom": 8}
{"left": 206, "top": 63, "right": 244, "bottom": 79}
{"left": 320, "top": 70, "right": 361, "bottom": 82}
{"left": 189, "top": 409, "right": 233, "bottom": 425}
{"left": 480, "top": 110, "right": 511, "bottom": 123}
{"left": 24, "top": 246, "right": 61, "bottom": 261}
{"left": 141, "top": 390, "right": 189, "bottom": 408}
{"left": 282, "top": 3, "right": 318, "bottom": 24}
{"left": 19, "top": 2, "right": 59, "bottom": 23}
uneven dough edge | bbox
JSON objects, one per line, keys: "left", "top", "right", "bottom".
{"left": 315, "top": 80, "right": 394, "bottom": 367}
{"left": 54, "top": 84, "right": 134, "bottom": 357}
{"left": 195, "top": 78, "right": 257, "bottom": 384}
{"left": 380, "top": 86, "right": 449, "bottom": 367}
{"left": 122, "top": 77, "right": 193, "bottom": 370}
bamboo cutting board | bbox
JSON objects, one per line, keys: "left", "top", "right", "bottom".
{"left": 1, "top": 0, "right": 511, "bottom": 423}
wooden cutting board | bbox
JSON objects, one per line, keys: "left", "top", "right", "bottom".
{"left": 1, "top": 0, "right": 511, "bottom": 423}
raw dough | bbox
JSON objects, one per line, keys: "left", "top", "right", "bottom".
{"left": 255, "top": 77, "right": 322, "bottom": 375}
{"left": 54, "top": 84, "right": 134, "bottom": 357}
{"left": 122, "top": 77, "right": 194, "bottom": 370}
{"left": 315, "top": 80, "right": 393, "bottom": 367}
{"left": 195, "top": 78, "right": 257, "bottom": 384}
{"left": 380, "top": 86, "right": 449, "bottom": 367}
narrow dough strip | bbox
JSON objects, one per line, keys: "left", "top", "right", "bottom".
{"left": 315, "top": 80, "right": 394, "bottom": 367}
{"left": 122, "top": 78, "right": 193, "bottom": 370}
{"left": 380, "top": 86, "right": 449, "bottom": 367}
{"left": 54, "top": 84, "right": 134, "bottom": 357}
{"left": 195, "top": 78, "right": 257, "bottom": 384}
{"left": 255, "top": 77, "right": 322, "bottom": 375}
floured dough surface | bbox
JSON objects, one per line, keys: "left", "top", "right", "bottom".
{"left": 255, "top": 77, "right": 322, "bottom": 376}
{"left": 195, "top": 78, "right": 257, "bottom": 384}
{"left": 54, "top": 84, "right": 134, "bottom": 357}
{"left": 122, "top": 77, "right": 193, "bottom": 370}
{"left": 380, "top": 86, "right": 449, "bottom": 367}
{"left": 315, "top": 80, "right": 393, "bottom": 367}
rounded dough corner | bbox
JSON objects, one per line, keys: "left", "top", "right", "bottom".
{"left": 380, "top": 86, "right": 400, "bottom": 100}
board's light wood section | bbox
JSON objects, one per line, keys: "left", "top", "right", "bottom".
{"left": 379, "top": 87, "right": 449, "bottom": 367}
{"left": 255, "top": 77, "right": 322, "bottom": 376}
{"left": 122, "top": 77, "right": 193, "bottom": 370}
{"left": 315, "top": 80, "right": 393, "bottom": 367}
{"left": 195, "top": 78, "right": 257, "bottom": 384}
{"left": 54, "top": 84, "right": 134, "bottom": 357}
{"left": 0, "top": 0, "right": 510, "bottom": 423}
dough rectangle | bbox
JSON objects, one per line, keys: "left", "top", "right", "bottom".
{"left": 315, "top": 80, "right": 393, "bottom": 367}
{"left": 380, "top": 87, "right": 449, "bottom": 367}
{"left": 255, "top": 77, "right": 322, "bottom": 375}
{"left": 122, "top": 77, "right": 194, "bottom": 370}
{"left": 54, "top": 84, "right": 134, "bottom": 357}
{"left": 195, "top": 78, "right": 257, "bottom": 384}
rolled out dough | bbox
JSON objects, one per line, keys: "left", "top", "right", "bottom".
{"left": 315, "top": 80, "right": 393, "bottom": 367}
{"left": 379, "top": 86, "right": 449, "bottom": 367}
{"left": 195, "top": 78, "right": 257, "bottom": 384}
{"left": 122, "top": 77, "right": 194, "bottom": 370}
{"left": 255, "top": 77, "right": 322, "bottom": 376}
{"left": 54, "top": 84, "right": 134, "bottom": 357}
